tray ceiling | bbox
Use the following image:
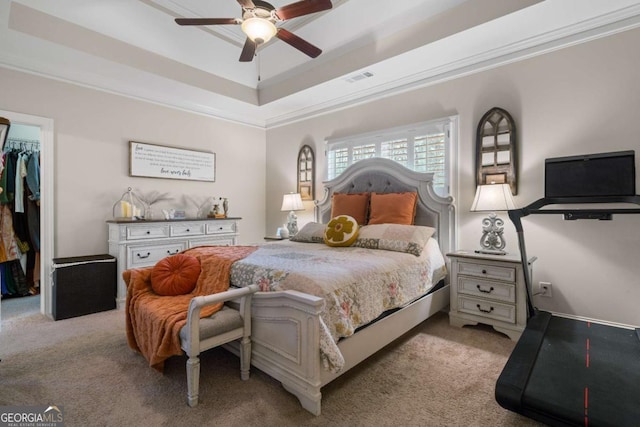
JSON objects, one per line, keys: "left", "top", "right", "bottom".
{"left": 2, "top": 0, "right": 640, "bottom": 127}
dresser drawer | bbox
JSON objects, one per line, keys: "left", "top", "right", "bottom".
{"left": 126, "top": 225, "right": 170, "bottom": 240}
{"left": 170, "top": 223, "right": 205, "bottom": 237}
{"left": 458, "top": 295, "right": 516, "bottom": 324}
{"left": 188, "top": 236, "right": 235, "bottom": 248}
{"left": 457, "top": 261, "right": 516, "bottom": 282}
{"left": 128, "top": 242, "right": 185, "bottom": 267}
{"left": 206, "top": 221, "right": 236, "bottom": 235}
{"left": 458, "top": 277, "right": 515, "bottom": 303}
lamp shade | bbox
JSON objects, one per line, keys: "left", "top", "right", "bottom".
{"left": 241, "top": 17, "right": 277, "bottom": 44}
{"left": 281, "top": 193, "right": 304, "bottom": 212}
{"left": 470, "top": 184, "right": 516, "bottom": 212}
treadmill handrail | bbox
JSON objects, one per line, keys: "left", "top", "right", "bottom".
{"left": 508, "top": 195, "right": 640, "bottom": 320}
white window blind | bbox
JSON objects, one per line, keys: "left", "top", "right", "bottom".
{"left": 325, "top": 116, "right": 457, "bottom": 197}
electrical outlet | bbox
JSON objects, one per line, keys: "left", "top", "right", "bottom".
{"left": 538, "top": 282, "right": 553, "bottom": 298}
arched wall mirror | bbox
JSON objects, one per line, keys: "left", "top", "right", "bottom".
{"left": 0, "top": 117, "right": 10, "bottom": 150}
{"left": 297, "top": 145, "right": 315, "bottom": 200}
{"left": 475, "top": 107, "right": 517, "bottom": 194}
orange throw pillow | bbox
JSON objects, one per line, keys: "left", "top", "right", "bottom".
{"left": 151, "top": 254, "right": 201, "bottom": 296}
{"left": 368, "top": 192, "right": 418, "bottom": 225}
{"left": 331, "top": 192, "right": 369, "bottom": 225}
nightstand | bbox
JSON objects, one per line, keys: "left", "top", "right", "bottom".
{"left": 447, "top": 250, "right": 536, "bottom": 341}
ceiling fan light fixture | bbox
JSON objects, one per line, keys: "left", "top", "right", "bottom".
{"left": 241, "top": 17, "right": 277, "bottom": 44}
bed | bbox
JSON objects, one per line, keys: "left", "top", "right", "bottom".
{"left": 225, "top": 157, "right": 456, "bottom": 415}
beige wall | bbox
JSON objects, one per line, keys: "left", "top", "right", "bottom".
{"left": 0, "top": 68, "right": 267, "bottom": 257}
{"left": 266, "top": 28, "right": 640, "bottom": 326}
{"left": 2, "top": 26, "right": 639, "bottom": 325}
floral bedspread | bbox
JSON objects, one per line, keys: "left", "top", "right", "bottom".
{"left": 230, "top": 239, "right": 447, "bottom": 372}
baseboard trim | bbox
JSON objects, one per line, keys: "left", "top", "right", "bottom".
{"left": 547, "top": 310, "right": 638, "bottom": 330}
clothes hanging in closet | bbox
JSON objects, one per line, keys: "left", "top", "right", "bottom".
{"left": 0, "top": 140, "right": 41, "bottom": 298}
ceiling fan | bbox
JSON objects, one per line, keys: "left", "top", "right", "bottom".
{"left": 175, "top": 0, "right": 332, "bottom": 62}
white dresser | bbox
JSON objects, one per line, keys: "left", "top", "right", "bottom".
{"left": 447, "top": 251, "right": 536, "bottom": 341}
{"left": 107, "top": 217, "right": 241, "bottom": 306}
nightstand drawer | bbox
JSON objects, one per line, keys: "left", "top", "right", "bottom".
{"left": 458, "top": 277, "right": 515, "bottom": 303}
{"left": 170, "top": 223, "right": 205, "bottom": 237}
{"left": 206, "top": 222, "right": 236, "bottom": 234}
{"left": 457, "top": 261, "right": 516, "bottom": 282}
{"left": 458, "top": 295, "right": 516, "bottom": 324}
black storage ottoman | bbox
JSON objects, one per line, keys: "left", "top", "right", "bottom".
{"left": 52, "top": 254, "right": 117, "bottom": 320}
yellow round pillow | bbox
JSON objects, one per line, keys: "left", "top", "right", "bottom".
{"left": 324, "top": 215, "right": 359, "bottom": 247}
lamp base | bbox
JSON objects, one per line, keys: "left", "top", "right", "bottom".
{"left": 474, "top": 249, "right": 507, "bottom": 256}
{"left": 477, "top": 212, "right": 508, "bottom": 255}
{"left": 286, "top": 210, "right": 299, "bottom": 236}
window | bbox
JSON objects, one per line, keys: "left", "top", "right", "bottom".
{"left": 325, "top": 116, "right": 458, "bottom": 197}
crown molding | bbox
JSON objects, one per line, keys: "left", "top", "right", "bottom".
{"left": 3, "top": 3, "right": 640, "bottom": 130}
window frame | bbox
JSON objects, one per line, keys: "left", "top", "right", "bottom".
{"left": 325, "top": 115, "right": 458, "bottom": 198}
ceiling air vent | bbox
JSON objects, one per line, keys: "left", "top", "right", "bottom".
{"left": 345, "top": 71, "right": 374, "bottom": 83}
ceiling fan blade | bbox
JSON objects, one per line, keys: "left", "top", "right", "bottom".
{"left": 239, "top": 38, "right": 257, "bottom": 62}
{"left": 236, "top": 0, "right": 256, "bottom": 8}
{"left": 275, "top": 0, "right": 332, "bottom": 21}
{"left": 175, "top": 18, "right": 240, "bottom": 26}
{"left": 276, "top": 28, "right": 322, "bottom": 58}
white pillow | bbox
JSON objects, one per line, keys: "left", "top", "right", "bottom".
{"left": 353, "top": 224, "right": 435, "bottom": 256}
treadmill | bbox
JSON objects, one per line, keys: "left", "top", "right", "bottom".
{"left": 495, "top": 152, "right": 640, "bottom": 426}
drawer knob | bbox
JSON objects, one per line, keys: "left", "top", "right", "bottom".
{"left": 137, "top": 252, "right": 151, "bottom": 259}
{"left": 481, "top": 269, "right": 487, "bottom": 274}
{"left": 476, "top": 304, "right": 494, "bottom": 314}
{"left": 186, "top": 228, "right": 190, "bottom": 232}
{"left": 476, "top": 285, "right": 494, "bottom": 294}
{"left": 219, "top": 227, "right": 223, "bottom": 230}
{"left": 146, "top": 231, "right": 151, "bottom": 234}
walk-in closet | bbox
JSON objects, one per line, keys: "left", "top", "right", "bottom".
{"left": 0, "top": 119, "right": 41, "bottom": 316}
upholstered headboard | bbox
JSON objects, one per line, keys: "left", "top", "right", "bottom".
{"left": 315, "top": 158, "right": 456, "bottom": 255}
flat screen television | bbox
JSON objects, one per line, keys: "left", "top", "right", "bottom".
{"left": 545, "top": 150, "right": 636, "bottom": 198}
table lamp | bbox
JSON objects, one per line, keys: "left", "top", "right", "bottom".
{"left": 281, "top": 193, "right": 304, "bottom": 236}
{"left": 470, "top": 183, "right": 516, "bottom": 255}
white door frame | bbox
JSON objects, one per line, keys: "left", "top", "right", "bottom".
{"left": 0, "top": 109, "right": 54, "bottom": 318}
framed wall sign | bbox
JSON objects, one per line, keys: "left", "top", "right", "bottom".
{"left": 297, "top": 145, "right": 315, "bottom": 200}
{"left": 129, "top": 141, "right": 215, "bottom": 182}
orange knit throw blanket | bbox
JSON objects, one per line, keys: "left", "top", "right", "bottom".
{"left": 124, "top": 245, "right": 258, "bottom": 371}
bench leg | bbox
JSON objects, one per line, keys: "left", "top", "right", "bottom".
{"left": 187, "top": 355, "right": 200, "bottom": 407}
{"left": 240, "top": 336, "right": 251, "bottom": 381}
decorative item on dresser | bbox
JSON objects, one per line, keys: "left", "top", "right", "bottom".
{"left": 470, "top": 183, "right": 516, "bottom": 255}
{"left": 447, "top": 250, "right": 536, "bottom": 341}
{"left": 136, "top": 190, "right": 172, "bottom": 220}
{"left": 107, "top": 217, "right": 241, "bottom": 307}
{"left": 112, "top": 187, "right": 145, "bottom": 220}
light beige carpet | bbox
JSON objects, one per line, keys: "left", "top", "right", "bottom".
{"left": 0, "top": 303, "right": 542, "bottom": 426}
